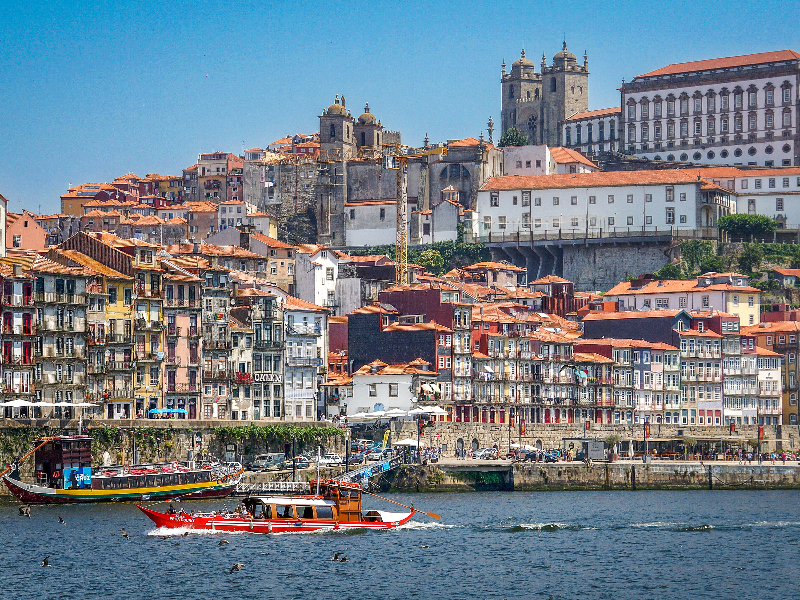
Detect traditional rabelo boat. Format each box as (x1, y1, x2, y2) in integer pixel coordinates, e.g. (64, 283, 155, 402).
(2, 435, 242, 504)
(137, 479, 422, 533)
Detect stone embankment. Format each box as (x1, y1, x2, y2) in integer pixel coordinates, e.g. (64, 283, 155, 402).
(382, 459, 800, 492)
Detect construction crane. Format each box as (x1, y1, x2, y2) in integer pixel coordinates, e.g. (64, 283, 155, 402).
(386, 145, 447, 285)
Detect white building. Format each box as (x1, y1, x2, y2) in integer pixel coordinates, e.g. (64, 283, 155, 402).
(294, 244, 350, 309)
(230, 316, 254, 420)
(562, 107, 622, 155)
(283, 295, 329, 421)
(620, 50, 800, 167)
(473, 170, 732, 240)
(349, 359, 438, 416)
(344, 200, 397, 246)
(218, 199, 254, 231)
(502, 145, 600, 176)
(754, 346, 783, 425)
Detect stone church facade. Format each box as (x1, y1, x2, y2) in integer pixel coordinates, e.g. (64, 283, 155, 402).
(501, 42, 589, 147)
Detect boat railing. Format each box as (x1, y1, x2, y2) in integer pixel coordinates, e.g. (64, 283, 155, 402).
(337, 456, 403, 484)
(235, 481, 311, 495)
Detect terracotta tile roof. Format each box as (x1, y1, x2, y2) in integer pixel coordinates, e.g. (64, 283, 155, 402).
(572, 351, 616, 363)
(219, 199, 244, 205)
(481, 169, 713, 192)
(577, 338, 679, 351)
(742, 321, 800, 334)
(347, 254, 393, 265)
(353, 359, 438, 376)
(329, 316, 348, 324)
(88, 232, 160, 248)
(449, 137, 494, 150)
(773, 268, 800, 277)
(565, 107, 621, 121)
(754, 346, 782, 357)
(30, 255, 91, 276)
(605, 276, 759, 296)
(383, 321, 453, 333)
(347, 304, 398, 315)
(531, 275, 572, 284)
(183, 201, 218, 212)
(248, 231, 295, 249)
(582, 309, 682, 321)
(167, 256, 210, 271)
(636, 50, 800, 79)
(284, 295, 327, 312)
(548, 147, 600, 170)
(679, 329, 722, 338)
(463, 261, 526, 272)
(165, 216, 187, 225)
(53, 249, 132, 280)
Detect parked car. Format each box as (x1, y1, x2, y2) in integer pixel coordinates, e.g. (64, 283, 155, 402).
(505, 449, 532, 461)
(318, 453, 343, 467)
(475, 448, 499, 460)
(366, 449, 392, 461)
(345, 452, 366, 466)
(249, 453, 286, 472)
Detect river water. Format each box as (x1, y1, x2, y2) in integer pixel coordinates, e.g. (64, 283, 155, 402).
(2, 490, 799, 600)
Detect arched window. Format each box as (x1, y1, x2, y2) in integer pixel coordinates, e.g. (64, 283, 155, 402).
(360, 132, 366, 146)
(550, 79, 556, 92)
(508, 85, 514, 99)
(329, 124, 335, 140)
(535, 88, 539, 99)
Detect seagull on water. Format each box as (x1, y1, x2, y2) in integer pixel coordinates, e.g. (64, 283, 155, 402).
(41, 556, 51, 567)
(18, 505, 31, 518)
(121, 528, 131, 540)
(229, 563, 244, 574)
(58, 517, 66, 525)
(218, 539, 229, 545)
(331, 552, 344, 561)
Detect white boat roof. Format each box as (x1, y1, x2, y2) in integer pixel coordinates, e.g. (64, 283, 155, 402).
(248, 496, 335, 506)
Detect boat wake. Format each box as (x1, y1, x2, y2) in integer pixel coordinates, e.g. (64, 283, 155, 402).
(510, 522, 583, 532)
(146, 526, 248, 537)
(394, 520, 455, 531)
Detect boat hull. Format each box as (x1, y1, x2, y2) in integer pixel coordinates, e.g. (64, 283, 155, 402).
(137, 504, 415, 533)
(3, 474, 239, 505)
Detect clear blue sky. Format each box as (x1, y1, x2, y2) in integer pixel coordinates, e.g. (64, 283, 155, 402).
(1, 0, 797, 214)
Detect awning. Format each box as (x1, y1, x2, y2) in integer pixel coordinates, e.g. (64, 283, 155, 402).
(149, 408, 187, 414)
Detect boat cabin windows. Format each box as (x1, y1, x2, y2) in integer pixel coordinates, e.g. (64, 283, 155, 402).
(275, 504, 294, 519)
(315, 506, 333, 519)
(298, 506, 315, 519)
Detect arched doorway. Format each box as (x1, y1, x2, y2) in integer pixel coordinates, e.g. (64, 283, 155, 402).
(471, 438, 479, 452)
(457, 438, 464, 456)
(535, 439, 543, 450)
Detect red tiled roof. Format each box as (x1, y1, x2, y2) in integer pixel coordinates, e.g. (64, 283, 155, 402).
(449, 137, 494, 150)
(636, 50, 800, 78)
(565, 107, 621, 121)
(548, 147, 600, 170)
(481, 169, 713, 191)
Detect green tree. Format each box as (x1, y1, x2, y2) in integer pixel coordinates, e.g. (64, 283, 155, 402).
(698, 255, 724, 274)
(417, 248, 445, 275)
(653, 263, 682, 280)
(680, 240, 715, 273)
(737, 243, 764, 273)
(717, 214, 777, 238)
(497, 127, 529, 147)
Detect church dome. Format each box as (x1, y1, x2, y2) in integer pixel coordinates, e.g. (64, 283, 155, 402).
(553, 41, 577, 62)
(357, 103, 376, 125)
(326, 95, 347, 116)
(512, 49, 534, 68)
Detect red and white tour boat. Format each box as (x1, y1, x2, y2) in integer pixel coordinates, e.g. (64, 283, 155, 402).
(137, 479, 426, 533)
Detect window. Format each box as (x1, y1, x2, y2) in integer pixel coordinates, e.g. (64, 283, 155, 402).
(608, 195, 614, 204)
(379, 208, 385, 221)
(755, 179, 762, 189)
(608, 217, 615, 226)
(666, 208, 675, 224)
(666, 187, 674, 202)
(534, 218, 541, 228)
(325, 267, 334, 281)
(389, 383, 398, 396)
(513, 196, 518, 205)
(777, 198, 784, 211)
(679, 215, 687, 223)
(645, 194, 652, 202)
(483, 216, 491, 230)
(571, 217, 579, 227)
(534, 197, 541, 206)
(490, 193, 499, 207)
(522, 191, 530, 206)
(680, 192, 686, 202)
(553, 197, 559, 205)
(369, 384, 376, 397)
(589, 195, 596, 204)
(571, 196, 578, 205)
(349, 209, 355, 219)
(498, 216, 506, 229)
(627, 216, 634, 225)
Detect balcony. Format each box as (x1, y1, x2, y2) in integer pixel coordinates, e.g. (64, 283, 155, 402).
(0, 355, 35, 366)
(164, 355, 181, 366)
(166, 326, 181, 337)
(166, 382, 200, 393)
(187, 355, 200, 366)
(135, 285, 162, 299)
(135, 318, 162, 331)
(254, 339, 281, 350)
(203, 338, 232, 350)
(1, 385, 34, 396)
(203, 370, 229, 380)
(235, 372, 252, 383)
(107, 334, 133, 344)
(187, 326, 200, 337)
(286, 356, 323, 367)
(287, 324, 322, 336)
(109, 361, 133, 371)
(87, 364, 106, 375)
(0, 294, 35, 307)
(165, 298, 198, 307)
(97, 387, 134, 399)
(135, 352, 163, 362)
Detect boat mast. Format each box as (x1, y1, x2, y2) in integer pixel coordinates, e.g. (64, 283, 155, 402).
(316, 446, 320, 496)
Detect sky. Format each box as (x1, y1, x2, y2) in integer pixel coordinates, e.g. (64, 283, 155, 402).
(1, 0, 799, 214)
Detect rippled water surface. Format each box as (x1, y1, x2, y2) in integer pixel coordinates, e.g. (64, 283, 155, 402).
(2, 490, 799, 600)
